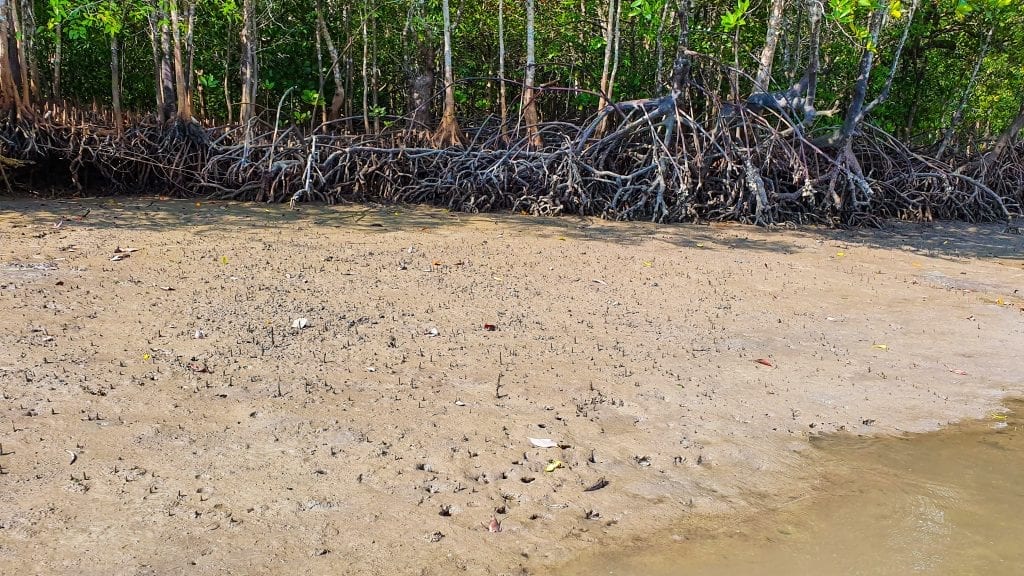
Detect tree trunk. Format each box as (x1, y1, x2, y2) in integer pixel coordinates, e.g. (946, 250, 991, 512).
(316, 0, 345, 121)
(936, 24, 993, 161)
(361, 2, 370, 133)
(831, 0, 917, 146)
(185, 3, 196, 86)
(9, 0, 28, 107)
(836, 8, 885, 145)
(596, 0, 619, 135)
(498, 0, 507, 130)
(654, 0, 671, 93)
(170, 0, 192, 123)
(148, 8, 165, 117)
(223, 57, 233, 124)
(18, 0, 37, 102)
(669, 0, 690, 98)
(0, 0, 20, 116)
(240, 0, 258, 125)
(110, 34, 123, 137)
(433, 0, 464, 146)
(804, 1, 820, 118)
(343, 3, 353, 130)
(987, 98, 1024, 164)
(522, 0, 542, 147)
(370, 11, 379, 133)
(158, 3, 176, 121)
(754, 0, 786, 91)
(403, 0, 434, 133)
(52, 21, 61, 99)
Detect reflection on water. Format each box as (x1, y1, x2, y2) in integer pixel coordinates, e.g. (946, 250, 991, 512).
(570, 401, 1022, 576)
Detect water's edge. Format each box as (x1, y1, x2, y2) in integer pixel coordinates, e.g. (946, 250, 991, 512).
(562, 399, 1023, 576)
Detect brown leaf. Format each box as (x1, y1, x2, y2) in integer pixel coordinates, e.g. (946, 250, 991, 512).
(755, 358, 774, 367)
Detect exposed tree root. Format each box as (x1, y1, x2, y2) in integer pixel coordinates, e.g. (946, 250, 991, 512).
(1, 99, 1019, 226)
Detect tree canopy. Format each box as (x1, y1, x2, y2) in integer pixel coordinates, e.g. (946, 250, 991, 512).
(1, 0, 1022, 224)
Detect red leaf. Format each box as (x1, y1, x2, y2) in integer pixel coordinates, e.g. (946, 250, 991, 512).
(755, 358, 773, 367)
(483, 324, 497, 331)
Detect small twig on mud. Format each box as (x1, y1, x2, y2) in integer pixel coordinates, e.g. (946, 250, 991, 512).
(495, 373, 506, 399)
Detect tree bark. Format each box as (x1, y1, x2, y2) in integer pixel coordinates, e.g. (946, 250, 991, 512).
(170, 0, 193, 123)
(654, 0, 671, 93)
(52, 21, 61, 99)
(316, 0, 345, 121)
(987, 98, 1024, 164)
(0, 0, 21, 115)
(754, 0, 786, 91)
(498, 0, 507, 131)
(433, 0, 464, 146)
(596, 0, 620, 135)
(18, 0, 37, 102)
(669, 0, 690, 98)
(240, 0, 258, 125)
(9, 0, 28, 107)
(361, 1, 370, 133)
(403, 0, 434, 133)
(110, 34, 123, 137)
(835, 8, 885, 145)
(936, 24, 993, 161)
(522, 0, 542, 148)
(158, 2, 177, 121)
(370, 11, 379, 133)
(147, 8, 165, 118)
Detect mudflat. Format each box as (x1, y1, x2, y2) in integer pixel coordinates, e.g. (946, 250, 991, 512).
(1, 198, 1022, 575)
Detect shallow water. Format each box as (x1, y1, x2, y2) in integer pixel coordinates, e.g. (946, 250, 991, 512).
(570, 401, 1023, 576)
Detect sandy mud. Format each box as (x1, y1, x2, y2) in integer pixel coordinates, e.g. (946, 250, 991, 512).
(1, 198, 1022, 575)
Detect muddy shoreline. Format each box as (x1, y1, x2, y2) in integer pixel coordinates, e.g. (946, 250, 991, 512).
(1, 198, 1022, 575)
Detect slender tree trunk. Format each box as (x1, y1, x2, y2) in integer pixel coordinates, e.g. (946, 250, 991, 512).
(9, 0, 28, 107)
(185, 3, 196, 84)
(596, 0, 619, 134)
(52, 21, 61, 99)
(987, 98, 1024, 164)
(936, 24, 993, 161)
(433, 0, 464, 146)
(835, 8, 885, 145)
(240, 0, 258, 125)
(110, 35, 123, 137)
(18, 0, 37, 102)
(170, 0, 192, 123)
(0, 0, 22, 116)
(403, 0, 434, 133)
(797, 0, 821, 125)
(654, 0, 671, 93)
(361, 2, 370, 133)
(522, 0, 542, 147)
(669, 0, 690, 98)
(316, 0, 345, 121)
(498, 0, 507, 130)
(343, 3, 353, 130)
(223, 56, 233, 124)
(371, 12, 379, 133)
(158, 3, 176, 121)
(754, 0, 787, 91)
(316, 22, 326, 124)
(825, 0, 916, 145)
(608, 1, 622, 103)
(148, 9, 165, 117)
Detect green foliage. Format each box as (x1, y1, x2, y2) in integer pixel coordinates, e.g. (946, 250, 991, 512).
(21, 0, 1024, 146)
(720, 0, 750, 33)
